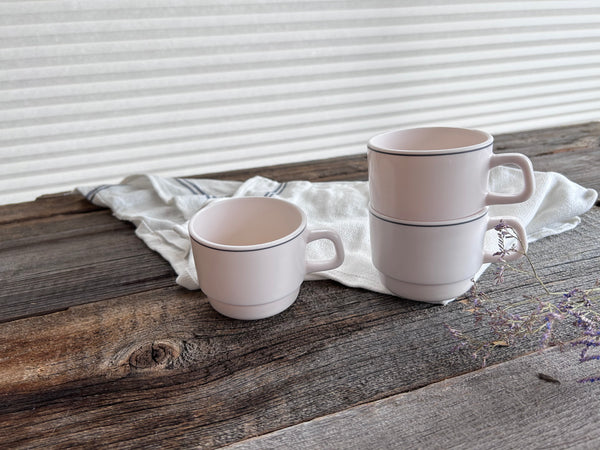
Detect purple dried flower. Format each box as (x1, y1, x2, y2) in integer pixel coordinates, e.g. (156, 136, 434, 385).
(562, 289, 581, 302)
(578, 376, 600, 383)
(444, 221, 600, 384)
(571, 339, 600, 348)
(494, 265, 506, 285)
(540, 317, 553, 347)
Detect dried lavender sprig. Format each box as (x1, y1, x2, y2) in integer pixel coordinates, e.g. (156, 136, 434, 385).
(577, 376, 600, 383)
(492, 220, 553, 295)
(446, 221, 600, 383)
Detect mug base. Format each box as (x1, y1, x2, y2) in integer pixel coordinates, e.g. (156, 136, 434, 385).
(207, 288, 300, 320)
(380, 274, 473, 304)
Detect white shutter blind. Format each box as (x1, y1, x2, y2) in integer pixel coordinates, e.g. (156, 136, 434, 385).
(2, 1, 600, 204)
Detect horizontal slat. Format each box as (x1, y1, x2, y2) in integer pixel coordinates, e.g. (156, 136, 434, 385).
(3, 39, 600, 102)
(3, 76, 600, 156)
(2, 58, 600, 148)
(1, 0, 600, 205)
(4, 16, 600, 66)
(3, 103, 598, 205)
(2, 94, 599, 188)
(4, 0, 600, 14)
(3, 58, 600, 124)
(1, 87, 599, 171)
(3, 22, 600, 53)
(2, 2, 600, 24)
(2, 49, 600, 118)
(3, 10, 600, 46)
(3, 26, 600, 84)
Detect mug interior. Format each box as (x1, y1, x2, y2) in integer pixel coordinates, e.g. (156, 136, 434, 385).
(368, 127, 492, 154)
(189, 197, 305, 250)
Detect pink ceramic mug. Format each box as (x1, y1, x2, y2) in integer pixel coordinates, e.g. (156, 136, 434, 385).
(369, 205, 527, 303)
(368, 127, 536, 221)
(188, 197, 345, 320)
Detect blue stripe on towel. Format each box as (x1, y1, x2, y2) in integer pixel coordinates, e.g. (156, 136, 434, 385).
(86, 184, 112, 202)
(176, 178, 211, 197)
(264, 182, 287, 197)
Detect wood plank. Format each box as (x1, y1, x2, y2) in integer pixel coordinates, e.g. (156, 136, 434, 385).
(0, 155, 369, 323)
(0, 192, 102, 225)
(0, 207, 598, 448)
(224, 342, 600, 450)
(0, 122, 597, 447)
(0, 284, 441, 448)
(1, 123, 597, 324)
(0, 209, 176, 322)
(494, 121, 600, 193)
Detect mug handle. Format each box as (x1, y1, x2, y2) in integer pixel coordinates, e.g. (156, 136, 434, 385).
(485, 153, 535, 205)
(305, 229, 345, 274)
(483, 217, 528, 264)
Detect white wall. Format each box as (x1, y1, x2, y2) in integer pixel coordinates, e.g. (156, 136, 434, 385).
(2, 0, 600, 205)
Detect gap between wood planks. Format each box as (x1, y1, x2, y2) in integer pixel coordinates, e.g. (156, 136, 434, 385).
(223, 341, 600, 450)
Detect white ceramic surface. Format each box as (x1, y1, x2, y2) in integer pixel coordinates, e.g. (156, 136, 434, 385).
(369, 206, 527, 303)
(368, 127, 535, 221)
(188, 197, 345, 320)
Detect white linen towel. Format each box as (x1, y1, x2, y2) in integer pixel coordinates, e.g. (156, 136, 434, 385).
(77, 168, 597, 303)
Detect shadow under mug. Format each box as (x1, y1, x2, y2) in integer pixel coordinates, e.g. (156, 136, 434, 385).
(188, 197, 345, 320)
(369, 205, 528, 303)
(368, 127, 536, 221)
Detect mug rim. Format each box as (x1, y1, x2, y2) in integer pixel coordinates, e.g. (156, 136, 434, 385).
(188, 197, 307, 252)
(368, 204, 488, 227)
(367, 127, 493, 156)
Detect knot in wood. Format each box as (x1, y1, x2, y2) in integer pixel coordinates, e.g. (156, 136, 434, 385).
(128, 340, 181, 370)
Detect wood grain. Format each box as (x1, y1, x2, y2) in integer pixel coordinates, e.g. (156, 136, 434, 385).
(0, 209, 176, 322)
(0, 208, 598, 448)
(225, 342, 600, 450)
(0, 155, 369, 323)
(0, 192, 102, 225)
(0, 123, 598, 448)
(494, 121, 600, 194)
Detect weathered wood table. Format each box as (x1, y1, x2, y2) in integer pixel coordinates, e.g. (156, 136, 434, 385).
(1, 123, 599, 448)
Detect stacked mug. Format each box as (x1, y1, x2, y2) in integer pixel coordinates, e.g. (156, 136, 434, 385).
(367, 127, 536, 303)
